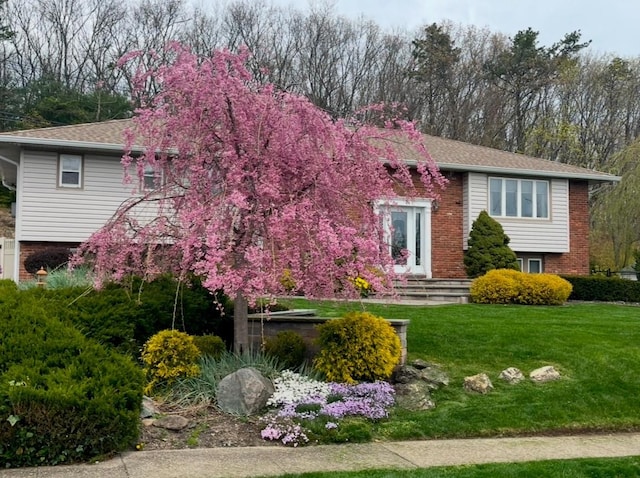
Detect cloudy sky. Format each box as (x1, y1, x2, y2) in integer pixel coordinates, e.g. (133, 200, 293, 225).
(269, 0, 639, 57)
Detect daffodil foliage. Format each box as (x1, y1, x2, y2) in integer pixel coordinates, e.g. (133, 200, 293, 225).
(78, 44, 444, 348)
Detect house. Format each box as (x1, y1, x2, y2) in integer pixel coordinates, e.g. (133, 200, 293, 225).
(0, 119, 620, 282)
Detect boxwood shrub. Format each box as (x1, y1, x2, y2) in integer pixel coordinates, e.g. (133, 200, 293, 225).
(0, 289, 144, 467)
(470, 269, 572, 305)
(562, 275, 640, 302)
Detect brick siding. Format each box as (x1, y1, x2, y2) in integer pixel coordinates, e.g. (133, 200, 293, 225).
(544, 180, 590, 275)
(18, 241, 80, 281)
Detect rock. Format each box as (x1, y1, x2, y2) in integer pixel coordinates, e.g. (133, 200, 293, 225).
(140, 396, 160, 418)
(530, 365, 561, 383)
(409, 359, 433, 370)
(393, 365, 421, 384)
(419, 366, 450, 389)
(463, 373, 493, 394)
(217, 367, 275, 416)
(153, 415, 190, 431)
(499, 367, 524, 384)
(394, 381, 436, 411)
(141, 418, 155, 427)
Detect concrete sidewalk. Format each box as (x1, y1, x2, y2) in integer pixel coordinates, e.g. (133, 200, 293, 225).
(2, 433, 640, 478)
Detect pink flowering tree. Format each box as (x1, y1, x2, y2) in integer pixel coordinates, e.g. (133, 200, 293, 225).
(77, 44, 445, 352)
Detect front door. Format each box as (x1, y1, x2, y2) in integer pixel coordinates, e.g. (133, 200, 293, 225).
(387, 201, 432, 276)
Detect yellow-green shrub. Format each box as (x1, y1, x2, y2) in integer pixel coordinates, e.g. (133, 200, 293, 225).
(517, 273, 572, 305)
(313, 312, 401, 384)
(470, 269, 572, 305)
(470, 269, 520, 304)
(141, 330, 201, 394)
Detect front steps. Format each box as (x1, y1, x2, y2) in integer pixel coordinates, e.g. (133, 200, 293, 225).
(392, 277, 472, 303)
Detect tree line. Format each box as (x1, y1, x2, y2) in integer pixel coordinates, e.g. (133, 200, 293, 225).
(1, 0, 638, 267)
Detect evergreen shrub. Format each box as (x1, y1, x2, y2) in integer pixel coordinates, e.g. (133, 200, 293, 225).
(0, 289, 143, 467)
(471, 269, 572, 305)
(313, 312, 401, 384)
(562, 275, 640, 302)
(463, 210, 519, 278)
(192, 334, 226, 359)
(264, 331, 307, 369)
(31, 275, 231, 357)
(141, 330, 201, 394)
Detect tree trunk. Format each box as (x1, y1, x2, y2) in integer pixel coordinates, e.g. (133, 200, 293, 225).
(233, 293, 249, 353)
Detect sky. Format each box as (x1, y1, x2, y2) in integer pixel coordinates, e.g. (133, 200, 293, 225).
(269, 0, 640, 58)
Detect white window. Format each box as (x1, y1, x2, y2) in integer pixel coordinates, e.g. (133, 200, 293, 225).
(141, 164, 167, 191)
(528, 258, 542, 274)
(143, 165, 156, 190)
(489, 177, 549, 219)
(516, 256, 543, 273)
(59, 154, 82, 188)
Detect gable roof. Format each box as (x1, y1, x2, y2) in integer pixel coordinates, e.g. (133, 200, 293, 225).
(0, 119, 620, 182)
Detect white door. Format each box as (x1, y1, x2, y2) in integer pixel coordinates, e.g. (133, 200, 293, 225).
(387, 202, 432, 276)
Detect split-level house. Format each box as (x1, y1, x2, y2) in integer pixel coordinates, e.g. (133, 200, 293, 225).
(0, 119, 619, 282)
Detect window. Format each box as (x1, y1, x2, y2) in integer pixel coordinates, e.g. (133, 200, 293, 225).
(516, 256, 543, 273)
(489, 177, 549, 219)
(141, 164, 165, 191)
(59, 154, 82, 188)
(528, 258, 542, 274)
(143, 165, 156, 190)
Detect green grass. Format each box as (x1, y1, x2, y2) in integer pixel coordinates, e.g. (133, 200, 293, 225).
(280, 299, 640, 439)
(270, 456, 640, 477)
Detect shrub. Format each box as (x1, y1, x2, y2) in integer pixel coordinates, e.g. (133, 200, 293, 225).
(464, 210, 519, 278)
(562, 275, 640, 302)
(0, 289, 143, 467)
(471, 269, 572, 305)
(23, 247, 71, 275)
(265, 331, 307, 369)
(192, 334, 226, 359)
(31, 275, 231, 357)
(141, 330, 201, 394)
(469, 269, 520, 304)
(313, 312, 401, 384)
(517, 273, 573, 305)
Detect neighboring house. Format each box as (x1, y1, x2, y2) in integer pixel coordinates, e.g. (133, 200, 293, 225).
(0, 119, 620, 282)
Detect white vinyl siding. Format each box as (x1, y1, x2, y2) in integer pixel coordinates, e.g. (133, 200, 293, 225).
(18, 151, 145, 242)
(466, 172, 569, 253)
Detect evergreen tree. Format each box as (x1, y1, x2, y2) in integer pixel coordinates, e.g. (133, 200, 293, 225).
(464, 210, 519, 278)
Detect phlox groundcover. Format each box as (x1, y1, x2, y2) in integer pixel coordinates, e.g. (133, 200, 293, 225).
(261, 370, 395, 446)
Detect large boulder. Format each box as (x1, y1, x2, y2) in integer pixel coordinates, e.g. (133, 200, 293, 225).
(394, 381, 436, 411)
(392, 362, 449, 410)
(217, 367, 275, 415)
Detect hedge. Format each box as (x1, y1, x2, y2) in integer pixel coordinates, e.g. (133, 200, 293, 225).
(562, 275, 640, 302)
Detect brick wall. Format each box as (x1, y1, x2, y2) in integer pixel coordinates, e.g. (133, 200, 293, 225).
(430, 171, 466, 278)
(18, 241, 80, 281)
(544, 180, 590, 275)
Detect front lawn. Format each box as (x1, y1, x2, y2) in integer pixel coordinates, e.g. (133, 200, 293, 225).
(280, 300, 640, 439)
(273, 456, 640, 477)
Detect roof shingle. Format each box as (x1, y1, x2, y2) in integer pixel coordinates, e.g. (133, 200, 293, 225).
(0, 119, 618, 182)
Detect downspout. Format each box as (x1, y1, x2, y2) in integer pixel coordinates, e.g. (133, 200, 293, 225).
(0, 154, 19, 282)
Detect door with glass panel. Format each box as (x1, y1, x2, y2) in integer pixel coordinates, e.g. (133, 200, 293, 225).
(390, 207, 426, 275)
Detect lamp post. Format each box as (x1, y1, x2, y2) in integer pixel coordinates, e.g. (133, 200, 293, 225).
(36, 267, 48, 288)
